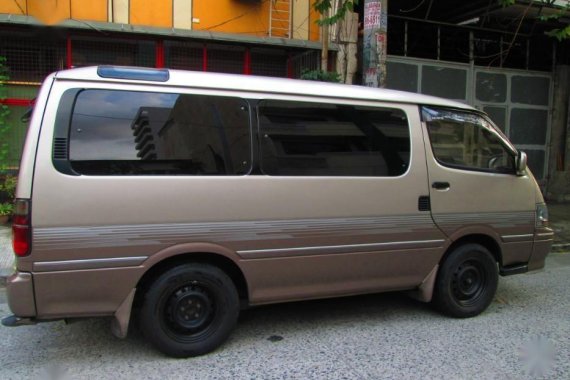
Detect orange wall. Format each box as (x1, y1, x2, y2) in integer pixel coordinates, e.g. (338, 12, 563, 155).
(0, 0, 27, 15)
(71, 0, 107, 22)
(27, 0, 70, 25)
(2, 0, 107, 24)
(130, 0, 173, 28)
(309, 3, 320, 41)
(193, 0, 269, 37)
(0, 0, 319, 41)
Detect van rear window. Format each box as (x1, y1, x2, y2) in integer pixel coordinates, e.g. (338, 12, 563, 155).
(68, 90, 251, 175)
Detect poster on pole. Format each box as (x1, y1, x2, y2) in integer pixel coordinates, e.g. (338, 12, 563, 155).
(364, 1, 381, 30)
(363, 0, 387, 88)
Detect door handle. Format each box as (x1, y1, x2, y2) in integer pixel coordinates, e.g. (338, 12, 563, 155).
(432, 181, 450, 190)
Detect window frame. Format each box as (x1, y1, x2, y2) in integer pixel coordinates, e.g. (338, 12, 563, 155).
(422, 106, 517, 175)
(256, 99, 412, 178)
(54, 87, 254, 176)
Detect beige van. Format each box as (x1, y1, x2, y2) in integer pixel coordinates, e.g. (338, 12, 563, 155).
(2, 66, 553, 357)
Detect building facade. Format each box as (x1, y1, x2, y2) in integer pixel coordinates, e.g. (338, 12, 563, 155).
(1, 0, 570, 200)
(0, 0, 325, 168)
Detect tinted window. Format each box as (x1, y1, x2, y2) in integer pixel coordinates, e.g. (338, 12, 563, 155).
(258, 101, 410, 176)
(423, 107, 515, 174)
(69, 90, 251, 175)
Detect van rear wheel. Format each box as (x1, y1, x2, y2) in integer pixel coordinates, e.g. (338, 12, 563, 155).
(433, 243, 498, 318)
(139, 263, 239, 357)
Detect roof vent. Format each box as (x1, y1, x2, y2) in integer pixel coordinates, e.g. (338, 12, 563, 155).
(97, 66, 169, 82)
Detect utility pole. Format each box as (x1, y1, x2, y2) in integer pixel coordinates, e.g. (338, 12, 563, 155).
(363, 0, 388, 87)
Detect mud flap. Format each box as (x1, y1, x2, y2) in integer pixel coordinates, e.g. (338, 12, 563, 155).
(406, 264, 438, 303)
(111, 288, 136, 339)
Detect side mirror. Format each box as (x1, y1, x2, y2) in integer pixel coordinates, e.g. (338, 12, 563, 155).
(515, 151, 527, 176)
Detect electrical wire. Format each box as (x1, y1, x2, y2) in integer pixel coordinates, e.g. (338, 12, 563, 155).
(11, 0, 25, 15)
(400, 0, 426, 13)
(488, 0, 534, 67)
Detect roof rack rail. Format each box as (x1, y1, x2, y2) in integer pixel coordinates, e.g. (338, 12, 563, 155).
(97, 66, 169, 82)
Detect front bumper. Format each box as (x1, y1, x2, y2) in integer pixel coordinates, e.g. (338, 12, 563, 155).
(5, 271, 36, 317)
(529, 227, 554, 271)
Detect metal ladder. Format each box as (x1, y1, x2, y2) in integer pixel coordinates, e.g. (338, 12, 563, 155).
(269, 0, 292, 38)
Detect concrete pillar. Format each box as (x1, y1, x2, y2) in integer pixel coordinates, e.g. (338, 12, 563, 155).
(546, 65, 570, 201)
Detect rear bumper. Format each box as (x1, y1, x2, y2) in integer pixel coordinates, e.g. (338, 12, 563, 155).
(5, 271, 36, 317)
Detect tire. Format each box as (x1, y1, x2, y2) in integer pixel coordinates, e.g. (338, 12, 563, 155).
(139, 263, 239, 357)
(433, 243, 498, 318)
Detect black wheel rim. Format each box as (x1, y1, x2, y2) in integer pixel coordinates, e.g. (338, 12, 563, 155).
(162, 283, 216, 340)
(451, 260, 486, 307)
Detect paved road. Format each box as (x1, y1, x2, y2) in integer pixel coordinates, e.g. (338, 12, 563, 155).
(1, 254, 569, 380)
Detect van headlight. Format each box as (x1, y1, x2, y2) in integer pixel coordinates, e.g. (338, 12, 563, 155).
(536, 203, 549, 228)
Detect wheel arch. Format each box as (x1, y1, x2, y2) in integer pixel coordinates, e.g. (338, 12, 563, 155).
(410, 233, 502, 304)
(112, 248, 250, 340)
(442, 233, 503, 267)
(135, 252, 249, 303)
(133, 242, 250, 313)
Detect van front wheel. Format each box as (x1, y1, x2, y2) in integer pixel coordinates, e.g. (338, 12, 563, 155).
(433, 243, 498, 318)
(139, 263, 239, 357)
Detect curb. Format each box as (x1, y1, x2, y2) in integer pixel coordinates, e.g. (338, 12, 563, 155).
(552, 243, 570, 253)
(0, 268, 10, 288)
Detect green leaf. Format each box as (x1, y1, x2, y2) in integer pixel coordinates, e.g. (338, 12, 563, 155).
(546, 25, 570, 41)
(314, 0, 358, 26)
(300, 69, 342, 83)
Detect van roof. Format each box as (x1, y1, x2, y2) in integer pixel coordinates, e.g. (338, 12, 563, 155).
(54, 66, 475, 111)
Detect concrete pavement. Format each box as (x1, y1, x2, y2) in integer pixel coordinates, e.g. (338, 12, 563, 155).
(1, 201, 569, 284)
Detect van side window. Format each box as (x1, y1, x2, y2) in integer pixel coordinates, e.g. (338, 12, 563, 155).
(68, 90, 251, 175)
(258, 101, 410, 176)
(423, 107, 515, 174)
